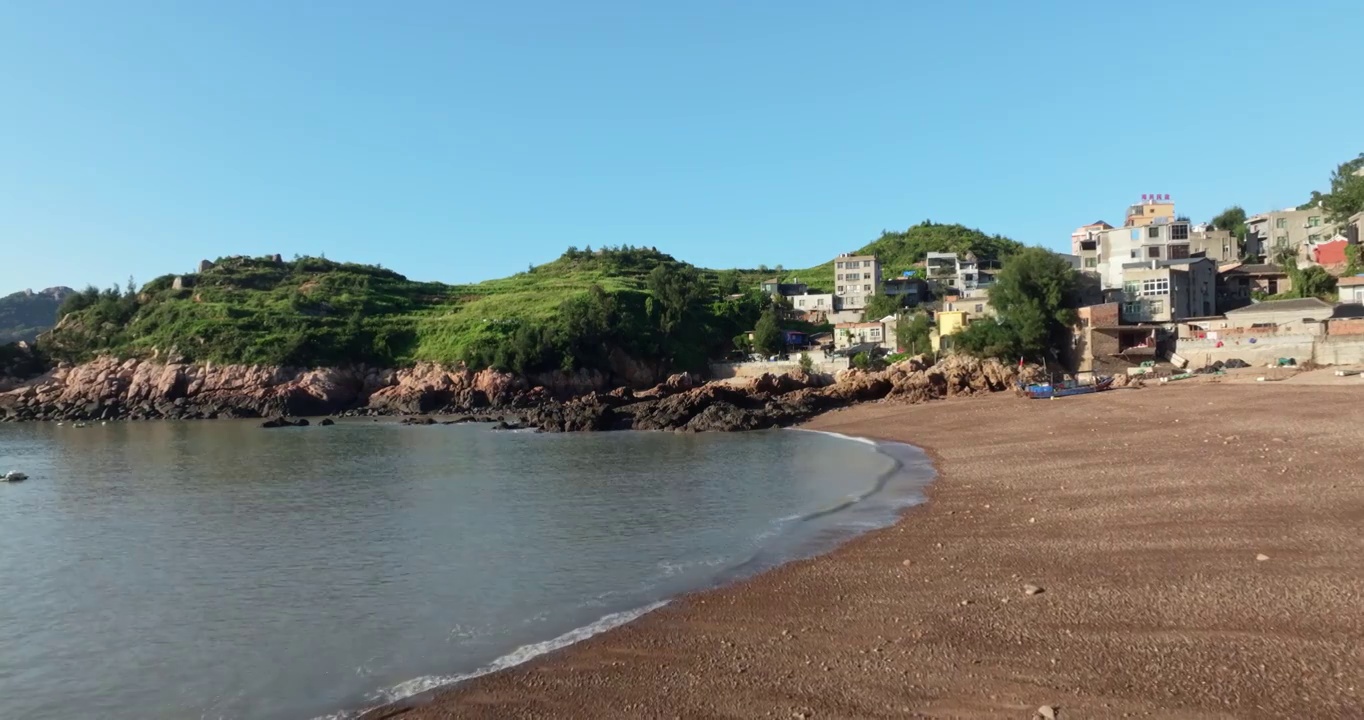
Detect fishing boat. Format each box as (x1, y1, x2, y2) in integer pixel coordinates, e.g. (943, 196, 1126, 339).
(1020, 376, 1114, 400)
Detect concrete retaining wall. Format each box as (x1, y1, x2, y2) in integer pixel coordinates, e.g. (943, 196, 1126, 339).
(1176, 334, 1364, 367)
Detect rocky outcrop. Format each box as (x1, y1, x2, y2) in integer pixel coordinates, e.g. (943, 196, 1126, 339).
(524, 355, 1033, 433)
(0, 353, 1037, 429)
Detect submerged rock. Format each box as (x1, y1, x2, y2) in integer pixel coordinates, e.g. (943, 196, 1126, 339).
(4, 471, 28, 482)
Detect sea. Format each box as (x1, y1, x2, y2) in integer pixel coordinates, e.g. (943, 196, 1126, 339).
(0, 419, 933, 720)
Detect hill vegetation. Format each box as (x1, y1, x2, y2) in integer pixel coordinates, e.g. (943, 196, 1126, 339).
(40, 249, 773, 376)
(30, 221, 1033, 374)
(785, 221, 1025, 291)
(0, 287, 73, 343)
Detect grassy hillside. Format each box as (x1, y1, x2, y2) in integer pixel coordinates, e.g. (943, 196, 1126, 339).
(0, 287, 73, 343)
(788, 222, 1025, 292)
(42, 249, 771, 373)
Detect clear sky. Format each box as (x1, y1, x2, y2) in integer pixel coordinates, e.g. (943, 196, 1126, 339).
(2, 0, 1360, 292)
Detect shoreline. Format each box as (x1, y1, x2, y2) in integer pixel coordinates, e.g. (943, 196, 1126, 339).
(347, 428, 933, 719)
(360, 384, 1364, 719)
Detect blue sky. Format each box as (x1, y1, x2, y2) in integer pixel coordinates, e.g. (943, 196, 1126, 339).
(2, 0, 1360, 292)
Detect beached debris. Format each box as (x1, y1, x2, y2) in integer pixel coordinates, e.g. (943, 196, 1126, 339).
(1036, 706, 1058, 719)
(4, 471, 28, 482)
(1024, 584, 1044, 595)
(1256, 553, 1270, 561)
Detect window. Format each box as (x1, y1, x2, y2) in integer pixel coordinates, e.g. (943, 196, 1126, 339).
(1147, 245, 1161, 258)
(1148, 226, 1161, 239)
(836, 262, 844, 269)
(1084, 257, 1097, 268)
(974, 304, 984, 313)
(1122, 301, 1143, 316)
(869, 328, 881, 340)
(1148, 299, 1164, 315)
(846, 272, 860, 281)
(1131, 229, 1141, 240)
(1123, 281, 1139, 298)
(1130, 249, 1139, 259)
(1141, 278, 1170, 295)
(862, 260, 872, 268)
(1308, 216, 1322, 227)
(1171, 223, 1189, 240)
(1308, 234, 1320, 243)
(863, 284, 872, 292)
(1275, 217, 1287, 229)
(1275, 236, 1289, 248)
(836, 274, 844, 281)
(1148, 207, 1156, 214)
(797, 299, 806, 308)
(816, 298, 825, 307)
(1169, 244, 1189, 260)
(836, 286, 845, 293)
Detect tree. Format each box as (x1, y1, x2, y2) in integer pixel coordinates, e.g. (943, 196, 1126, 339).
(798, 352, 814, 372)
(1297, 266, 1338, 299)
(1210, 206, 1248, 241)
(981, 247, 1081, 361)
(851, 352, 871, 370)
(646, 263, 705, 334)
(752, 308, 783, 356)
(715, 270, 741, 296)
(895, 312, 933, 355)
(1321, 153, 1364, 225)
(862, 293, 905, 321)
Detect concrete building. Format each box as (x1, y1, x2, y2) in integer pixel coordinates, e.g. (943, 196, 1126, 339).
(834, 320, 888, 351)
(882, 276, 928, 306)
(930, 310, 969, 352)
(1117, 257, 1216, 323)
(786, 292, 836, 320)
(1071, 221, 1113, 255)
(1338, 276, 1364, 304)
(1245, 207, 1337, 264)
(1222, 297, 1334, 328)
(1311, 236, 1350, 266)
(833, 253, 882, 310)
(1124, 194, 1175, 227)
(1216, 263, 1292, 312)
(924, 252, 996, 293)
(761, 279, 808, 296)
(942, 291, 995, 319)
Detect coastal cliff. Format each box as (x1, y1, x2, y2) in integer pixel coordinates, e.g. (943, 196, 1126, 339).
(0, 354, 1033, 431)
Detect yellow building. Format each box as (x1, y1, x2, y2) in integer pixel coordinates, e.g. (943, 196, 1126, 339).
(930, 310, 968, 352)
(1125, 195, 1175, 227)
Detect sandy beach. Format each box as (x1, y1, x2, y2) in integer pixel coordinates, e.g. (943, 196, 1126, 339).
(367, 382, 1364, 719)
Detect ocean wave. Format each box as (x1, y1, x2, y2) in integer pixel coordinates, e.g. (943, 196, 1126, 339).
(315, 600, 669, 720)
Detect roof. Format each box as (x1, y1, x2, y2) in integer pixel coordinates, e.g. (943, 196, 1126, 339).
(835, 321, 884, 328)
(1331, 303, 1364, 319)
(1338, 276, 1364, 287)
(1220, 263, 1286, 276)
(1224, 298, 1333, 315)
(1158, 257, 1214, 267)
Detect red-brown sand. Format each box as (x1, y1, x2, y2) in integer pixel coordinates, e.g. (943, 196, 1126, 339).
(365, 384, 1364, 719)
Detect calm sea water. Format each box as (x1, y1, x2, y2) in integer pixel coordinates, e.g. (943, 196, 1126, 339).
(0, 420, 931, 720)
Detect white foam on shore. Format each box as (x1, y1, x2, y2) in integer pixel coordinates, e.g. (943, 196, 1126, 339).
(788, 427, 880, 446)
(316, 600, 669, 719)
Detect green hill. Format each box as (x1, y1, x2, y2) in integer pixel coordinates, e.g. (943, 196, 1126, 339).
(0, 287, 73, 344)
(788, 222, 1025, 291)
(41, 249, 770, 375)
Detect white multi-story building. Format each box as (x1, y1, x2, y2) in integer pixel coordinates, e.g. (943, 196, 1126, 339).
(833, 253, 882, 310)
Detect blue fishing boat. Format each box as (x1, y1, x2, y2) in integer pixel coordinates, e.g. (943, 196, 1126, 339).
(1020, 376, 1114, 400)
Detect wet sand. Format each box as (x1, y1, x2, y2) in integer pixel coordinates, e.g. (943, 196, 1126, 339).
(367, 384, 1364, 719)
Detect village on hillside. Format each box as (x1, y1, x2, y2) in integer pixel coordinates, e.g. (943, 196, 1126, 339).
(722, 191, 1364, 383)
